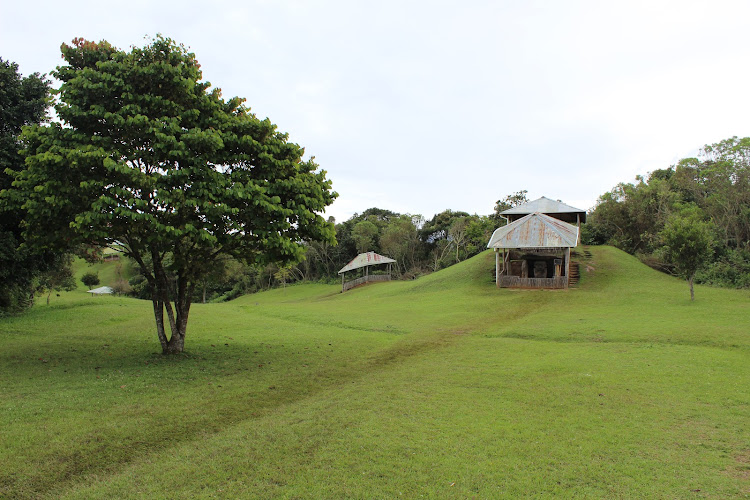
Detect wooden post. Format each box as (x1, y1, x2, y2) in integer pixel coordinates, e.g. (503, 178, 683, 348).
(495, 250, 499, 287)
(564, 247, 570, 289)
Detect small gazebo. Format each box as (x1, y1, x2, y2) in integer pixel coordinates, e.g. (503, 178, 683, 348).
(338, 252, 396, 292)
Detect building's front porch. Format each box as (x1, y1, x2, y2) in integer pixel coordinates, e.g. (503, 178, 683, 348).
(495, 247, 571, 289)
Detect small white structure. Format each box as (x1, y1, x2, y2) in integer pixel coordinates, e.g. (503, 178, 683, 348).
(87, 286, 114, 295)
(338, 252, 396, 292)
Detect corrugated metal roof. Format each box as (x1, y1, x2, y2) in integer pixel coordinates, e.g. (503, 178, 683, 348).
(487, 212, 579, 249)
(500, 196, 585, 216)
(338, 252, 396, 274)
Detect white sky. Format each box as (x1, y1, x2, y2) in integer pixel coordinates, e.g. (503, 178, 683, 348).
(3, 0, 750, 222)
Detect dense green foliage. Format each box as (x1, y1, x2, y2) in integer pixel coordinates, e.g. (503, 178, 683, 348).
(492, 189, 529, 221)
(80, 271, 100, 290)
(33, 254, 77, 305)
(2, 247, 749, 497)
(659, 212, 714, 300)
(4, 37, 336, 352)
(0, 58, 56, 314)
(135, 205, 503, 304)
(288, 190, 526, 283)
(316, 208, 496, 279)
(584, 136, 750, 288)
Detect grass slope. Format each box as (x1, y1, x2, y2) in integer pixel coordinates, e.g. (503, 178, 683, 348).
(1, 246, 748, 498)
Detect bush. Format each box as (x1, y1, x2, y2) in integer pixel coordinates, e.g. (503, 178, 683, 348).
(696, 249, 750, 288)
(111, 279, 132, 296)
(81, 272, 100, 290)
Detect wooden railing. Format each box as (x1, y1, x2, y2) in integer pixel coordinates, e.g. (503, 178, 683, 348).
(342, 274, 391, 292)
(498, 276, 567, 289)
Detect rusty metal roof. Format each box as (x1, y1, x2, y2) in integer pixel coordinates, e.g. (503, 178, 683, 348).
(338, 252, 396, 274)
(487, 212, 579, 249)
(500, 196, 586, 217)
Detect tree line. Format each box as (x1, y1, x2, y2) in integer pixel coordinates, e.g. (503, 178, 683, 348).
(123, 199, 529, 303)
(583, 136, 750, 293)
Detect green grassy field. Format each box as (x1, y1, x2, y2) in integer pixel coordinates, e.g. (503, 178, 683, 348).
(1, 246, 749, 498)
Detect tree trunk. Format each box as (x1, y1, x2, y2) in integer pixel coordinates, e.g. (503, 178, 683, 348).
(152, 298, 169, 353)
(152, 293, 192, 354)
(688, 275, 695, 301)
(165, 330, 185, 354)
(149, 253, 194, 355)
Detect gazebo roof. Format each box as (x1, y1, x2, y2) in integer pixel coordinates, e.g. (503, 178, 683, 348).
(338, 252, 396, 274)
(87, 286, 114, 295)
(500, 196, 586, 223)
(487, 212, 579, 249)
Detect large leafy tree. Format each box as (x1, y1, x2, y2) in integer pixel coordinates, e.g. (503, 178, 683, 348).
(5, 37, 336, 353)
(0, 58, 53, 313)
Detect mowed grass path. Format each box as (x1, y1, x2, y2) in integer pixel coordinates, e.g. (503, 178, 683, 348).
(1, 247, 749, 498)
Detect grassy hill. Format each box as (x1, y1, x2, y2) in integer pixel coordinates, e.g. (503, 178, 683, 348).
(1, 246, 748, 498)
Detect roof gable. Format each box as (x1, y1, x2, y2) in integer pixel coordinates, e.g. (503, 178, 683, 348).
(487, 212, 579, 249)
(500, 196, 585, 216)
(338, 252, 396, 274)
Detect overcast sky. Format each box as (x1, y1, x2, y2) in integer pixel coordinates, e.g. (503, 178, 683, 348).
(3, 0, 750, 222)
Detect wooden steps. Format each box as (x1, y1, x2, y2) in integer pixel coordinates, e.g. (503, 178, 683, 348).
(568, 261, 580, 286)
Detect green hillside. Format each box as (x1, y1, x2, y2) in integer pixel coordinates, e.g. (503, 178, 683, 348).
(1, 246, 748, 498)
(71, 257, 131, 292)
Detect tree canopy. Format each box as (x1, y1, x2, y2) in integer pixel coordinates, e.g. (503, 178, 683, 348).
(659, 212, 713, 300)
(5, 37, 337, 352)
(0, 58, 53, 313)
(584, 136, 750, 289)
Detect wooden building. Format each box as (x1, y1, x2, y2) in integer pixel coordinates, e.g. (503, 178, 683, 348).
(338, 252, 396, 292)
(488, 197, 586, 289)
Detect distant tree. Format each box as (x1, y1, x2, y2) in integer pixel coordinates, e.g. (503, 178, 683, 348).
(35, 255, 76, 305)
(493, 190, 528, 222)
(81, 272, 100, 290)
(659, 211, 714, 301)
(465, 215, 495, 254)
(428, 239, 453, 271)
(5, 37, 336, 353)
(419, 210, 473, 269)
(111, 279, 133, 296)
(448, 217, 470, 262)
(352, 220, 379, 253)
(379, 215, 421, 274)
(420, 209, 471, 244)
(358, 207, 399, 223)
(274, 265, 292, 290)
(584, 175, 680, 253)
